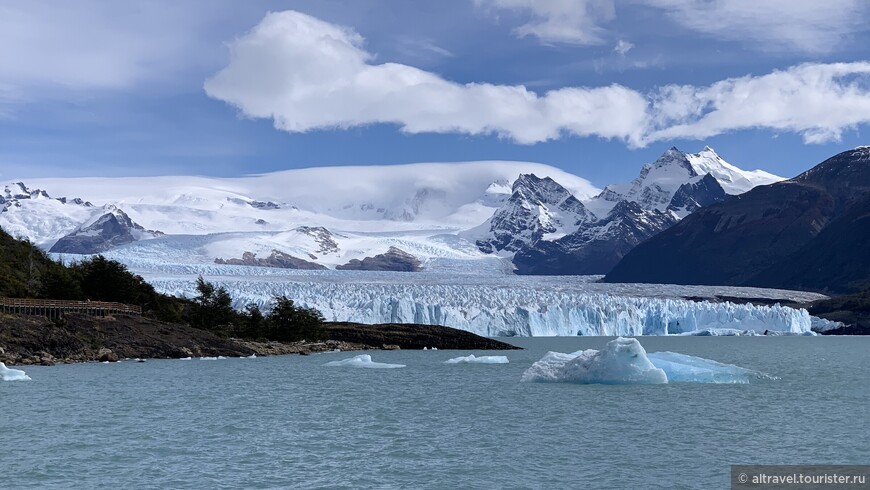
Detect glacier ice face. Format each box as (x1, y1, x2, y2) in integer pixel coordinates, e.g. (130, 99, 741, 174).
(0, 362, 31, 381)
(148, 276, 816, 337)
(323, 354, 405, 369)
(444, 355, 509, 364)
(521, 337, 668, 384)
(122, 265, 824, 338)
(521, 338, 772, 385)
(646, 352, 772, 384)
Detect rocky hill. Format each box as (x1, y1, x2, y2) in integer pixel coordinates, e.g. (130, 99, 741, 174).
(605, 146, 870, 294)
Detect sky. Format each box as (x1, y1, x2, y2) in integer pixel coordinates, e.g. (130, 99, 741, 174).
(1, 0, 869, 188)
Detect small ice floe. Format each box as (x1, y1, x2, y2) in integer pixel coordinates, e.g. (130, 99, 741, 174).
(217, 356, 227, 360)
(246, 354, 257, 358)
(179, 357, 192, 361)
(678, 328, 758, 336)
(679, 328, 817, 337)
(0, 362, 31, 381)
(323, 354, 405, 369)
(200, 357, 218, 361)
(444, 355, 509, 364)
(521, 337, 771, 385)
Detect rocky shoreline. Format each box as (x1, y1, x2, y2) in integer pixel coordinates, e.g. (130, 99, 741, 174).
(0, 313, 519, 366)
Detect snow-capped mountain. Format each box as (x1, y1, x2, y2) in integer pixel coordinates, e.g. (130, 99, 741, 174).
(3, 161, 597, 270)
(49, 206, 163, 254)
(585, 146, 779, 218)
(471, 174, 595, 254)
(1, 149, 781, 274)
(473, 146, 783, 274)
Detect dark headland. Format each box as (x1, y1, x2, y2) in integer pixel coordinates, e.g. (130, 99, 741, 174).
(0, 313, 520, 366)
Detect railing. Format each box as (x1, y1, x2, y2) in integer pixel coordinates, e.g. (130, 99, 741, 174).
(0, 297, 142, 319)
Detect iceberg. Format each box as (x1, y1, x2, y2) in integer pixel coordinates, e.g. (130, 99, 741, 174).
(677, 329, 759, 336)
(522, 337, 770, 384)
(444, 355, 509, 364)
(522, 338, 667, 384)
(323, 354, 405, 369)
(1, 362, 31, 381)
(646, 352, 772, 384)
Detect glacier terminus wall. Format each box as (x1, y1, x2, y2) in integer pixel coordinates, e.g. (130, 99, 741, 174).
(145, 270, 822, 337)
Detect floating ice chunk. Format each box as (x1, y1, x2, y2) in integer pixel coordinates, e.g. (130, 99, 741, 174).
(217, 356, 227, 360)
(200, 356, 218, 361)
(522, 338, 772, 385)
(647, 352, 773, 383)
(431, 347, 438, 350)
(764, 330, 818, 336)
(0, 362, 31, 381)
(323, 354, 405, 369)
(246, 354, 257, 358)
(678, 328, 759, 336)
(179, 357, 192, 360)
(445, 355, 509, 364)
(521, 337, 667, 385)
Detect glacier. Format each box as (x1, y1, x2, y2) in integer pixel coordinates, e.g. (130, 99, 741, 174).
(521, 337, 771, 384)
(147, 273, 818, 337)
(0, 362, 31, 381)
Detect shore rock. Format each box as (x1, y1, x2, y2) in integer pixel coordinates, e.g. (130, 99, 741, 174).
(98, 348, 119, 362)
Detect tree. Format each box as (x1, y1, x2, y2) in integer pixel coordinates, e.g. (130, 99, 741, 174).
(266, 296, 325, 342)
(191, 276, 237, 331)
(240, 303, 265, 339)
(74, 255, 140, 303)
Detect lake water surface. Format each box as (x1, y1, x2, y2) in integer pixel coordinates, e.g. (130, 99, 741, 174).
(2, 336, 868, 489)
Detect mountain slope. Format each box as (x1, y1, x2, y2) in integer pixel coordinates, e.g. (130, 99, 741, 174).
(6, 151, 781, 275)
(477, 146, 778, 275)
(473, 174, 594, 254)
(512, 200, 677, 275)
(49, 207, 163, 254)
(605, 147, 870, 293)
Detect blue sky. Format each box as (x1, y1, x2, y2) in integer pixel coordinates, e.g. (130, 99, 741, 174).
(1, 0, 869, 188)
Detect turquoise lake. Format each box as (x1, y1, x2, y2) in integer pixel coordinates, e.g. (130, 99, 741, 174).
(2, 336, 868, 489)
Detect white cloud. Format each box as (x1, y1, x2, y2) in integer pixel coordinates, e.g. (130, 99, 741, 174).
(648, 0, 868, 54)
(614, 39, 634, 56)
(205, 11, 870, 147)
(475, 0, 616, 45)
(478, 0, 867, 53)
(204, 11, 648, 145)
(647, 63, 870, 143)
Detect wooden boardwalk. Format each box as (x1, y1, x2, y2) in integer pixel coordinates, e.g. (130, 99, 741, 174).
(0, 297, 142, 320)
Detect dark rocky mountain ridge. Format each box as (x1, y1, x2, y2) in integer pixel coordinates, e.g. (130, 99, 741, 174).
(605, 147, 870, 293)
